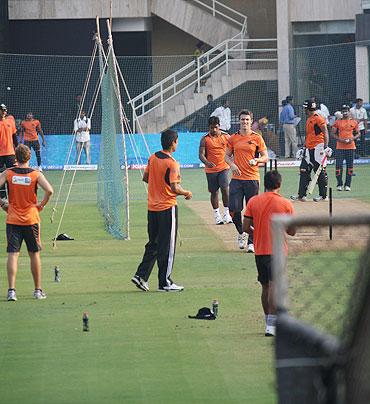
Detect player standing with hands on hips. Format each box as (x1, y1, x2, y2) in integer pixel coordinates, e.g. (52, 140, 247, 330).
(243, 170, 296, 336)
(291, 100, 332, 202)
(132, 130, 192, 292)
(225, 110, 269, 252)
(0, 144, 53, 301)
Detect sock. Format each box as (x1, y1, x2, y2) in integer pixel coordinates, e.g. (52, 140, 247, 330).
(265, 314, 268, 325)
(266, 314, 276, 327)
(224, 207, 229, 214)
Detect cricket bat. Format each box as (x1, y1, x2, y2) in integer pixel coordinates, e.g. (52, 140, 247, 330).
(307, 154, 327, 195)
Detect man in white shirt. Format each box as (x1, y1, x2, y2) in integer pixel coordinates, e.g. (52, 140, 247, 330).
(74, 111, 91, 164)
(210, 99, 231, 133)
(350, 98, 368, 157)
(311, 97, 330, 124)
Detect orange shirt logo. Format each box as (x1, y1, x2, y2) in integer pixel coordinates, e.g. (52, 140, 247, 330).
(204, 133, 230, 173)
(333, 119, 358, 150)
(305, 113, 326, 149)
(227, 132, 267, 181)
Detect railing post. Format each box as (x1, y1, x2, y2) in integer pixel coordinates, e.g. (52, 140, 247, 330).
(160, 83, 164, 117)
(197, 57, 201, 93)
(132, 109, 135, 134)
(226, 41, 229, 76)
(173, 76, 176, 94)
(212, 0, 215, 16)
(141, 96, 144, 116)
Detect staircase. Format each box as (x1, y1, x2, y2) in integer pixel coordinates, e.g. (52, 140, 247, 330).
(151, 0, 244, 47)
(128, 1, 277, 134)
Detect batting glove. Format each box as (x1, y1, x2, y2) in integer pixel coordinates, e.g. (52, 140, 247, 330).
(324, 147, 333, 157)
(296, 148, 305, 160)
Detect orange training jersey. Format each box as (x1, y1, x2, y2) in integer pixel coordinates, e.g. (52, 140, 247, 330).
(204, 132, 230, 173)
(227, 131, 267, 181)
(21, 119, 41, 141)
(332, 119, 358, 150)
(6, 167, 40, 225)
(7, 115, 17, 135)
(0, 118, 16, 156)
(146, 151, 181, 211)
(305, 113, 326, 149)
(245, 192, 294, 255)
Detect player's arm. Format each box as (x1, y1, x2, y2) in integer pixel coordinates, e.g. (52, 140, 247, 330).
(353, 126, 360, 141)
(331, 126, 341, 142)
(242, 216, 253, 234)
(37, 123, 46, 146)
(36, 173, 54, 211)
(225, 147, 240, 176)
(0, 171, 8, 211)
(363, 112, 368, 130)
(19, 124, 24, 144)
(255, 149, 269, 165)
(170, 182, 192, 200)
(142, 171, 149, 183)
(320, 123, 329, 146)
(199, 137, 215, 168)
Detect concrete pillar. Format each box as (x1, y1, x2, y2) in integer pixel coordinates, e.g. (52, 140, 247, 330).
(356, 45, 369, 101)
(276, 0, 291, 104)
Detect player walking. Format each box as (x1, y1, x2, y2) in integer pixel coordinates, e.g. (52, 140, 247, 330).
(0, 144, 53, 301)
(132, 130, 192, 292)
(332, 105, 360, 191)
(225, 110, 268, 252)
(20, 112, 46, 170)
(243, 170, 296, 336)
(291, 100, 332, 202)
(199, 116, 232, 225)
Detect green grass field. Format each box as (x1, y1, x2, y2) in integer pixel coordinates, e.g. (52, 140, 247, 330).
(0, 165, 369, 403)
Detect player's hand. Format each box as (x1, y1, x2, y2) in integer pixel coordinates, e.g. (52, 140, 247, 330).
(42, 140, 46, 147)
(0, 198, 8, 212)
(296, 148, 305, 160)
(36, 203, 44, 212)
(206, 161, 216, 168)
(184, 191, 192, 200)
(324, 147, 333, 157)
(230, 163, 241, 176)
(249, 159, 257, 166)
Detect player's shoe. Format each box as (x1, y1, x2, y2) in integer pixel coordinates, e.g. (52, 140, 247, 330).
(246, 243, 255, 254)
(313, 196, 328, 202)
(238, 232, 247, 249)
(223, 212, 233, 224)
(158, 283, 184, 292)
(7, 288, 17, 301)
(337, 186, 343, 191)
(290, 195, 307, 202)
(33, 289, 47, 300)
(214, 212, 224, 225)
(265, 325, 276, 337)
(131, 275, 149, 291)
(344, 186, 351, 191)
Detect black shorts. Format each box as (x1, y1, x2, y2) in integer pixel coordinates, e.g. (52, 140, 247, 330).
(6, 223, 41, 253)
(206, 169, 229, 193)
(229, 179, 259, 212)
(24, 140, 40, 152)
(0, 155, 16, 168)
(255, 255, 272, 285)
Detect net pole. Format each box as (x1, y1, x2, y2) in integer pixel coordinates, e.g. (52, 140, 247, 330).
(106, 18, 130, 240)
(329, 187, 333, 240)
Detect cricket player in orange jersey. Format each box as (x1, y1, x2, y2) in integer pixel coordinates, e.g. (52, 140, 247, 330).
(0, 144, 53, 301)
(199, 116, 232, 225)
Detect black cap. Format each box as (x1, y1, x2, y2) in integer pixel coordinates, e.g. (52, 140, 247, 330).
(341, 104, 350, 111)
(303, 100, 317, 111)
(0, 104, 7, 111)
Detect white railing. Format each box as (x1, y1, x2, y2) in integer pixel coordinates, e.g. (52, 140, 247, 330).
(129, 36, 277, 129)
(190, 0, 247, 34)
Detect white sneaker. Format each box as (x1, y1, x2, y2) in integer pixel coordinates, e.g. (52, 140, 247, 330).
(290, 195, 307, 202)
(131, 275, 149, 291)
(265, 325, 276, 337)
(247, 244, 255, 254)
(7, 289, 17, 301)
(33, 289, 47, 300)
(313, 196, 328, 202)
(337, 186, 343, 191)
(237, 232, 247, 249)
(223, 212, 233, 224)
(158, 283, 184, 292)
(344, 186, 351, 191)
(214, 213, 224, 225)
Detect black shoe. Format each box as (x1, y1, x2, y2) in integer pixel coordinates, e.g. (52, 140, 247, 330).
(131, 275, 149, 291)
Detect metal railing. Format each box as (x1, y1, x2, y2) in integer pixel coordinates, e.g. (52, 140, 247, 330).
(190, 0, 247, 34)
(128, 36, 277, 129)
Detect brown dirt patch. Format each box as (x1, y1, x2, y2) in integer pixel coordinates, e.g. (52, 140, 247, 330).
(189, 199, 370, 253)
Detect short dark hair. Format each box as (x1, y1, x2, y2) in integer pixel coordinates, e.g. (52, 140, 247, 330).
(238, 109, 253, 120)
(161, 129, 178, 150)
(286, 95, 293, 102)
(208, 116, 220, 126)
(264, 170, 282, 191)
(15, 144, 31, 163)
(356, 98, 363, 103)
